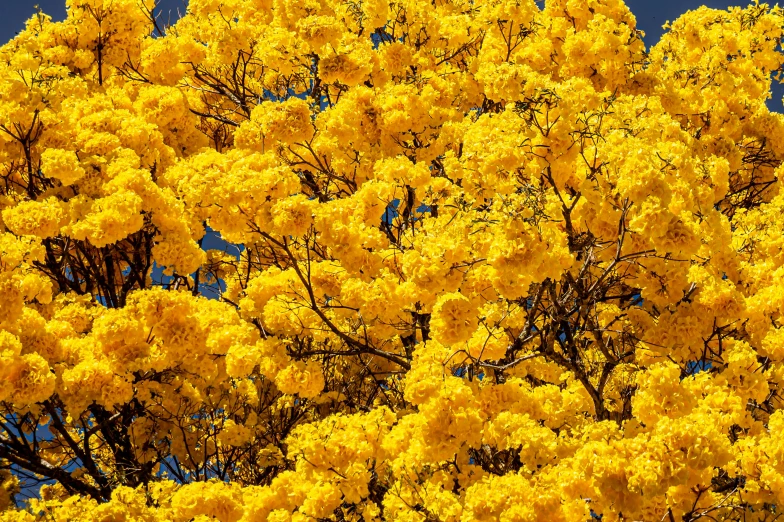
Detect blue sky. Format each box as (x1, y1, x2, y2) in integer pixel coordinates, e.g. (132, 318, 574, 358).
(0, 0, 781, 111)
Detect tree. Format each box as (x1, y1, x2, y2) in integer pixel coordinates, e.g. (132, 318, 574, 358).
(1, 0, 784, 519)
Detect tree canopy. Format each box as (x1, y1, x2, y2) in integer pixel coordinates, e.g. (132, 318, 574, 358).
(2, 0, 784, 520)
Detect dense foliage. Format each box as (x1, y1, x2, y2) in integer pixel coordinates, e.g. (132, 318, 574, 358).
(2, 0, 784, 520)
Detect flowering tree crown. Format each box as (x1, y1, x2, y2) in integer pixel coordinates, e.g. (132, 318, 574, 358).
(2, 0, 784, 520)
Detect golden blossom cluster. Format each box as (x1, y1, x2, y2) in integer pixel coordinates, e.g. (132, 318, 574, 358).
(2, 0, 784, 520)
